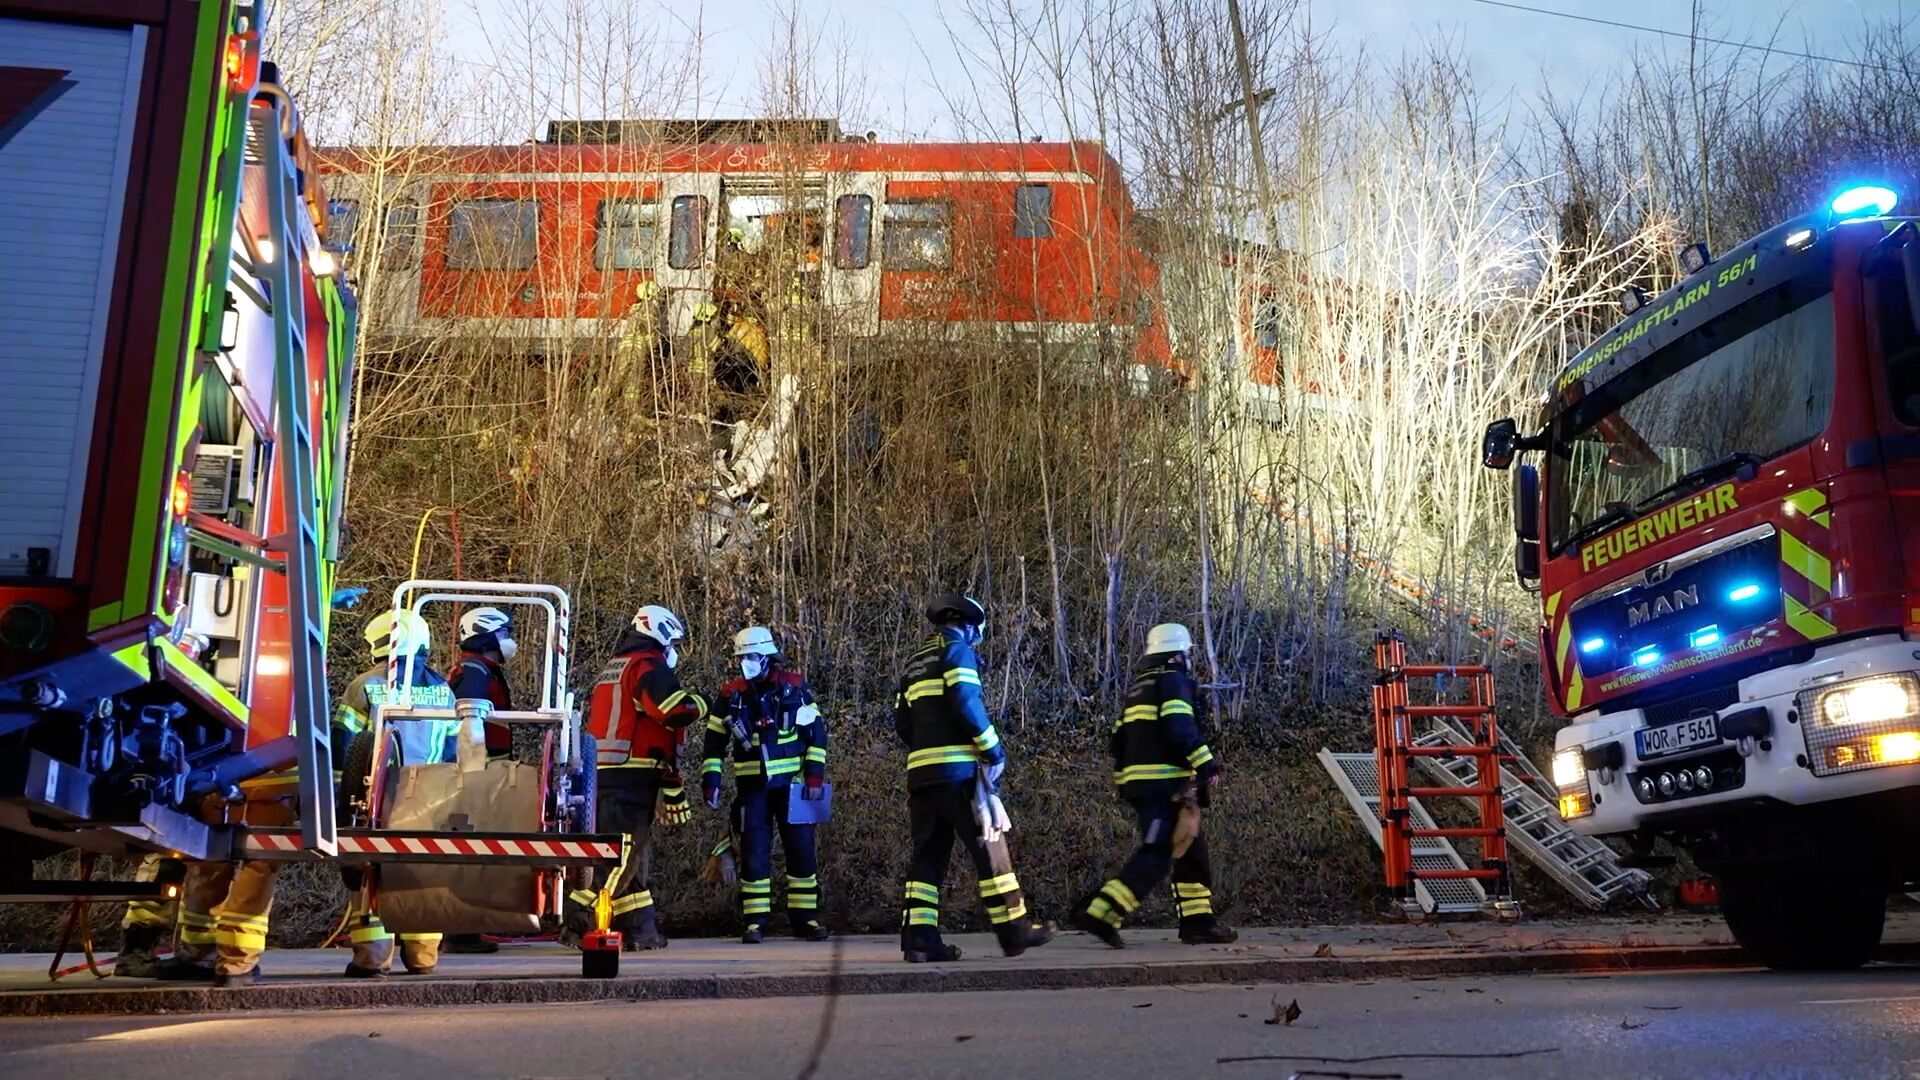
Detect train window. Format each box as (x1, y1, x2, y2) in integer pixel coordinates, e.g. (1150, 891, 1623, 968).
(835, 194, 872, 269)
(380, 202, 420, 271)
(669, 195, 709, 269)
(1014, 184, 1052, 239)
(883, 199, 951, 270)
(447, 198, 538, 270)
(1253, 298, 1283, 350)
(595, 198, 658, 270)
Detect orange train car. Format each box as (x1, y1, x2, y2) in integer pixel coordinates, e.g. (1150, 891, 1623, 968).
(321, 121, 1173, 372)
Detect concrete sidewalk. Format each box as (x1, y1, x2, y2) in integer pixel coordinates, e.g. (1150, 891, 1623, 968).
(4, 914, 1917, 1017)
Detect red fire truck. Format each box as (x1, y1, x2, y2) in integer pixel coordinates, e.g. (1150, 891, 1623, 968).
(1486, 183, 1920, 969)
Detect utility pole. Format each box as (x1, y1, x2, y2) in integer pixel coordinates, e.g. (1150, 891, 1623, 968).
(1223, 0, 1285, 249)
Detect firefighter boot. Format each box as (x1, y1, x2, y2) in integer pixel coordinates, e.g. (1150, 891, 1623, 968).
(793, 919, 831, 942)
(115, 925, 167, 978)
(1070, 904, 1126, 949)
(903, 941, 963, 963)
(625, 903, 669, 951)
(1179, 922, 1238, 945)
(214, 967, 266, 988)
(999, 921, 1057, 958)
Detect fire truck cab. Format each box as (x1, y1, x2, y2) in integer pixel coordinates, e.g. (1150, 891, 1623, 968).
(1487, 184, 1920, 969)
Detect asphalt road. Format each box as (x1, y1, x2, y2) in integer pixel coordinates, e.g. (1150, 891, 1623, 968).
(5, 966, 1920, 1079)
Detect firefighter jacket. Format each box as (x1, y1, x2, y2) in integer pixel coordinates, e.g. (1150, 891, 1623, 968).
(893, 629, 1004, 789)
(1111, 657, 1219, 800)
(335, 658, 456, 766)
(449, 651, 512, 709)
(702, 668, 826, 789)
(587, 631, 710, 772)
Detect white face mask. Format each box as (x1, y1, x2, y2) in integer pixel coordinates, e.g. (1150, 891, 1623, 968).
(664, 644, 680, 669)
(496, 635, 518, 661)
(739, 655, 768, 680)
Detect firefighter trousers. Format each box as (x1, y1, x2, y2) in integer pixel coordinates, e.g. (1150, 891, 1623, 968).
(735, 784, 820, 932)
(175, 860, 281, 977)
(565, 768, 661, 939)
(900, 781, 1033, 952)
(346, 886, 441, 974)
(1082, 796, 1217, 933)
(121, 854, 179, 939)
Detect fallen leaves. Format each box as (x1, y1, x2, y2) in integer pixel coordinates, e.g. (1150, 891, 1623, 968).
(1264, 995, 1303, 1026)
(1619, 1017, 1648, 1030)
(954, 1035, 974, 1043)
(1312, 943, 1336, 958)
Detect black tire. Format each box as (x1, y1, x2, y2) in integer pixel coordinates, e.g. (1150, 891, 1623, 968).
(1719, 866, 1885, 971)
(338, 729, 398, 827)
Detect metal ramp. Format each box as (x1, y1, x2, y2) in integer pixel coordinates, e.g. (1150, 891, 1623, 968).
(1317, 750, 1488, 915)
(1413, 717, 1656, 911)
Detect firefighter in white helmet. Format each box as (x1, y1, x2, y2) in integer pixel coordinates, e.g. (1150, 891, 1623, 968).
(702, 626, 831, 942)
(568, 604, 709, 949)
(444, 606, 518, 954)
(337, 609, 458, 978)
(1071, 622, 1235, 948)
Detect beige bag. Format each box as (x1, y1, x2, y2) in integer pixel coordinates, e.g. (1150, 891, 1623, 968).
(374, 760, 546, 936)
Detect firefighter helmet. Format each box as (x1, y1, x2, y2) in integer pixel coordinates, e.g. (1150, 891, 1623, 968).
(924, 592, 987, 628)
(631, 604, 686, 649)
(1145, 622, 1194, 656)
(366, 609, 431, 660)
(732, 625, 779, 657)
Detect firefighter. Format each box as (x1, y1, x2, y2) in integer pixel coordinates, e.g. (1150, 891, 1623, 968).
(444, 605, 518, 955)
(895, 593, 1053, 963)
(567, 604, 707, 950)
(154, 795, 297, 986)
(702, 626, 830, 943)
(1072, 623, 1236, 948)
(337, 609, 457, 978)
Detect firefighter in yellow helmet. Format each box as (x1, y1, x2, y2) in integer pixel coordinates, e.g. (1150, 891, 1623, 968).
(339, 609, 458, 978)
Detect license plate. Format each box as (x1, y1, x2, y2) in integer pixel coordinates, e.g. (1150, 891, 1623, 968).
(1636, 715, 1720, 760)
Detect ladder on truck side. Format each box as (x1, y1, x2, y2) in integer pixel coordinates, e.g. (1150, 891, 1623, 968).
(1372, 633, 1517, 921)
(258, 98, 336, 854)
(1412, 718, 1657, 911)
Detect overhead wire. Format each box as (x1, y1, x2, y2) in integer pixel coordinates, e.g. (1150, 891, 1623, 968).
(1465, 0, 1902, 74)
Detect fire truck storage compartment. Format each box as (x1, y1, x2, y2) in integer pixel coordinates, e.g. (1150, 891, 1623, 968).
(372, 759, 547, 935)
(0, 18, 146, 578)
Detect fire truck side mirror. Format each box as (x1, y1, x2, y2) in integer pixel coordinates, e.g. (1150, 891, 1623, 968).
(1482, 418, 1519, 470)
(1514, 464, 1542, 584)
(1902, 241, 1920, 336)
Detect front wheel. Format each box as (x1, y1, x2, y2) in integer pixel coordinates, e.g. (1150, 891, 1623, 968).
(1718, 865, 1885, 971)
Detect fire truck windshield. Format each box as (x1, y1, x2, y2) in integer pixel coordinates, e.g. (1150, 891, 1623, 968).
(1547, 270, 1835, 553)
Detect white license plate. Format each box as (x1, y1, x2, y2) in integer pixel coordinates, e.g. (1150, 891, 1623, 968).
(1636, 715, 1720, 760)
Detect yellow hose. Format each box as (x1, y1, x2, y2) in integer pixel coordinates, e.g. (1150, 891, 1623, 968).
(408, 506, 441, 581)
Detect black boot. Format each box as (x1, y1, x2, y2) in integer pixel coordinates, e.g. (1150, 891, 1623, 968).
(342, 963, 388, 979)
(741, 926, 766, 944)
(153, 958, 217, 982)
(115, 926, 166, 978)
(213, 966, 265, 987)
(1000, 921, 1056, 958)
(793, 919, 831, 942)
(903, 942, 963, 963)
(1179, 921, 1238, 945)
(443, 934, 498, 954)
(1070, 906, 1126, 949)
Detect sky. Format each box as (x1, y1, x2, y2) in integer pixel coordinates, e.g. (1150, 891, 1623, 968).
(437, 0, 1914, 141)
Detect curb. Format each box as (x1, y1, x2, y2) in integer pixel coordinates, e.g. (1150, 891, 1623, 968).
(0, 944, 1759, 1017)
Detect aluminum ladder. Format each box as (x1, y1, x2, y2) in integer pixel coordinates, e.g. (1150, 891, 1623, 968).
(1412, 716, 1656, 911)
(1317, 749, 1489, 916)
(258, 99, 336, 853)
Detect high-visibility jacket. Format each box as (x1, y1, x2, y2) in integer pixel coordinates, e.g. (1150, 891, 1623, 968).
(702, 668, 825, 789)
(1111, 657, 1218, 800)
(587, 633, 710, 770)
(893, 630, 1004, 788)
(336, 658, 456, 766)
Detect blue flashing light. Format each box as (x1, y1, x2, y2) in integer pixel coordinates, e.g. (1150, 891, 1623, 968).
(1831, 184, 1898, 220)
(1632, 646, 1661, 667)
(1690, 625, 1722, 649)
(1579, 636, 1607, 655)
(1728, 583, 1763, 603)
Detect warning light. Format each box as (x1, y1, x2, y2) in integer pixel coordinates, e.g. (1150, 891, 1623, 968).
(1831, 184, 1897, 221)
(224, 33, 260, 93)
(172, 472, 193, 519)
(1728, 583, 1763, 603)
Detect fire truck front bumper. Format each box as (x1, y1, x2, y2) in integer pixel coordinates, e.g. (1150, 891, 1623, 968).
(1550, 633, 1920, 839)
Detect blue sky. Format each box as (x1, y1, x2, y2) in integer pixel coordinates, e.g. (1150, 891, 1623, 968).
(440, 0, 1913, 140)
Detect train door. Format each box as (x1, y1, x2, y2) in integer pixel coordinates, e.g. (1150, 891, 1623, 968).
(825, 174, 883, 337)
(659, 172, 720, 334)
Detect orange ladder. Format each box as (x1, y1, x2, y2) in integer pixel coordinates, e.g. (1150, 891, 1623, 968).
(1372, 632, 1517, 919)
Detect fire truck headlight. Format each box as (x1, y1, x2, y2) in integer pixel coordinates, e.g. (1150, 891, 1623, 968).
(1552, 748, 1593, 819)
(1799, 673, 1920, 777)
